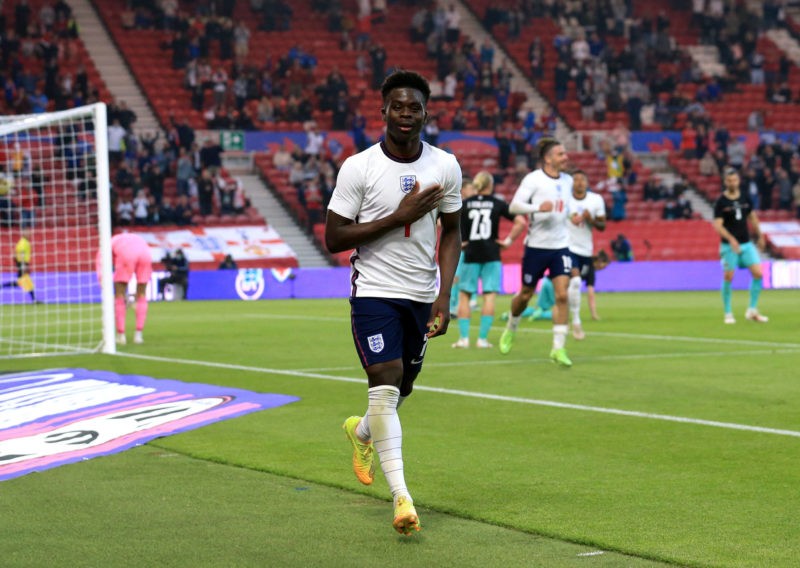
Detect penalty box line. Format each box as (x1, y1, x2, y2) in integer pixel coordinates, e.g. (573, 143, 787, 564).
(115, 352, 800, 439)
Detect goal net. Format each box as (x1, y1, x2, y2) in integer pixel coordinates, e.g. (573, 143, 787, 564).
(0, 103, 114, 358)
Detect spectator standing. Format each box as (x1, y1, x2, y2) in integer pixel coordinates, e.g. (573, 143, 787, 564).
(776, 168, 793, 210)
(158, 248, 189, 300)
(610, 185, 628, 221)
(218, 253, 238, 269)
(197, 168, 215, 215)
(793, 178, 800, 219)
(107, 118, 126, 165)
(611, 234, 633, 261)
(233, 20, 250, 59)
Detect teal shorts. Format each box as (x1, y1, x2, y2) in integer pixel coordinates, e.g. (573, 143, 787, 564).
(459, 261, 503, 294)
(720, 242, 760, 271)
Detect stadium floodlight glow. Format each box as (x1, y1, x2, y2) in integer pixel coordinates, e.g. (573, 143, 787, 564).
(0, 103, 115, 358)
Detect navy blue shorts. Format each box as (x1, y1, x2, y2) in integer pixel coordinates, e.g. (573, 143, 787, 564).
(521, 247, 572, 289)
(583, 261, 596, 287)
(570, 252, 594, 283)
(350, 297, 431, 376)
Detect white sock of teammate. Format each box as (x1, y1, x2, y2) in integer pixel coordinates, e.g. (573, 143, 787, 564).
(356, 394, 407, 441)
(568, 276, 582, 325)
(507, 314, 522, 332)
(367, 385, 409, 500)
(553, 324, 568, 350)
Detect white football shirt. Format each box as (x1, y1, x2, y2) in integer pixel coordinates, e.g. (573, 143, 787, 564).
(567, 191, 606, 257)
(327, 141, 462, 302)
(511, 169, 573, 249)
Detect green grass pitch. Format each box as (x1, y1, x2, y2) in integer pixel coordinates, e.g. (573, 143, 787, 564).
(1, 289, 798, 568)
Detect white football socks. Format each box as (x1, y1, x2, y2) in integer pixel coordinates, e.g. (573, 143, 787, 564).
(507, 314, 522, 332)
(568, 276, 582, 325)
(355, 394, 407, 441)
(366, 385, 409, 500)
(553, 324, 568, 350)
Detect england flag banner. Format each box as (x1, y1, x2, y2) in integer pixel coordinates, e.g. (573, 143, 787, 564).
(132, 225, 297, 264)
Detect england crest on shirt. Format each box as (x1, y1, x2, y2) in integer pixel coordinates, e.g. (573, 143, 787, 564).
(400, 175, 416, 194)
(367, 333, 385, 353)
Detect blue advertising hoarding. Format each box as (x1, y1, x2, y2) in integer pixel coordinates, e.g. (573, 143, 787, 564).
(2, 261, 799, 305)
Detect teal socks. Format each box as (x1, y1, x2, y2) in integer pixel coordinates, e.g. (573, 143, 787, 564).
(721, 280, 732, 313)
(749, 278, 762, 309)
(478, 315, 493, 340)
(458, 316, 470, 340)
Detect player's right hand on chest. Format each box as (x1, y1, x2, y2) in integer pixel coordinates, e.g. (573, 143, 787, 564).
(395, 181, 444, 224)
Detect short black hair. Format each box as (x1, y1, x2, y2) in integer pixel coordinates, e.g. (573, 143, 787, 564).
(381, 70, 431, 104)
(571, 168, 586, 177)
(537, 137, 561, 158)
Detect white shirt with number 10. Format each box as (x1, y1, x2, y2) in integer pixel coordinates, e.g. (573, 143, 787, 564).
(512, 169, 573, 249)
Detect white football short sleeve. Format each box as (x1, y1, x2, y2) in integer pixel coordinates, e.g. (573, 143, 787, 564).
(327, 157, 365, 221)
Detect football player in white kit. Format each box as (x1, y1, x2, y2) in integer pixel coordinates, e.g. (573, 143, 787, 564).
(566, 169, 606, 340)
(499, 138, 575, 367)
(325, 70, 462, 535)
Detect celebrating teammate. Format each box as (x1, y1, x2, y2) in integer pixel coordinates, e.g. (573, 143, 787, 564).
(98, 232, 153, 344)
(566, 169, 606, 339)
(712, 167, 768, 324)
(325, 70, 462, 535)
(498, 138, 574, 366)
(1, 231, 40, 303)
(452, 170, 525, 348)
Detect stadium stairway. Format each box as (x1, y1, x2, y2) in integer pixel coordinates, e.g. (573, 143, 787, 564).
(765, 28, 800, 67)
(72, 0, 160, 134)
(238, 174, 331, 267)
(684, 44, 727, 78)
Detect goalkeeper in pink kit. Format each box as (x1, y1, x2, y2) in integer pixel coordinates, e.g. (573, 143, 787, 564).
(97, 233, 153, 345)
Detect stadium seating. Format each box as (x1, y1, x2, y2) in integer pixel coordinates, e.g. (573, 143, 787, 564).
(0, 0, 112, 111)
(93, 0, 463, 132)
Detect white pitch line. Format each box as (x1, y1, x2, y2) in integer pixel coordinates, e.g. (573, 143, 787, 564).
(242, 313, 800, 349)
(115, 352, 800, 439)
(294, 348, 800, 373)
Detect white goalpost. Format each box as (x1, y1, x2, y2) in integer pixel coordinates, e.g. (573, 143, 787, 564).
(0, 103, 115, 358)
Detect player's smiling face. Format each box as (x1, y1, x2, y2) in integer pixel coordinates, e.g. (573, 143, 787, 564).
(550, 145, 569, 172)
(572, 173, 588, 198)
(382, 88, 427, 146)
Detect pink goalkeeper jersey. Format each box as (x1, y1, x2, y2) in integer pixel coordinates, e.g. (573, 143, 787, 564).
(97, 233, 153, 283)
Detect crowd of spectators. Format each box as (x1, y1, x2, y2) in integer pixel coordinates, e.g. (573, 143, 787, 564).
(5, 0, 800, 235)
(0, 0, 90, 117)
(679, 109, 800, 214)
(139, 0, 544, 136)
(270, 120, 344, 229)
(111, 113, 252, 228)
(0, 0, 107, 228)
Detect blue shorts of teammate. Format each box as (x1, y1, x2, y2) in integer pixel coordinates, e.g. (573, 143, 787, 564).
(720, 242, 760, 271)
(350, 297, 430, 394)
(521, 247, 572, 289)
(570, 252, 593, 282)
(459, 260, 502, 294)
